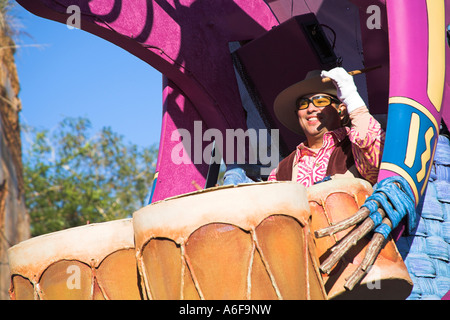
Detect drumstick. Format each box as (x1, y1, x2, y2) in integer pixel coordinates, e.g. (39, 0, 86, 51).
(321, 65, 382, 83)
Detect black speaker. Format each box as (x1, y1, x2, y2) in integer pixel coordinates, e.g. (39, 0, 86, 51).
(233, 13, 338, 155)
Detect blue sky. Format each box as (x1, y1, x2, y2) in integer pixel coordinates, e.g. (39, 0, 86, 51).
(13, 3, 163, 149)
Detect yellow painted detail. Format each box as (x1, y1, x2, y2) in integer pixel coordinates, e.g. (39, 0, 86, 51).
(416, 127, 434, 183)
(426, 0, 445, 112)
(389, 97, 439, 132)
(420, 137, 438, 196)
(404, 113, 420, 168)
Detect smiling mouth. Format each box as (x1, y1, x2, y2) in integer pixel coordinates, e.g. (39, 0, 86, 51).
(306, 115, 320, 122)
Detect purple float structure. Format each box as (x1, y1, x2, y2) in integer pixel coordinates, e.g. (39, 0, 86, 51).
(16, 0, 404, 202)
(14, 0, 450, 300)
(378, 0, 448, 202)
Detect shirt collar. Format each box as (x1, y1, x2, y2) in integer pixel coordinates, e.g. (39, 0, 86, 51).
(294, 127, 348, 163)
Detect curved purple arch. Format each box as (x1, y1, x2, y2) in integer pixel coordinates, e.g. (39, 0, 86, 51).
(17, 0, 449, 206)
(17, 0, 278, 201)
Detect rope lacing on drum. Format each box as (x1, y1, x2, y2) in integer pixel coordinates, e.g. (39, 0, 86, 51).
(362, 176, 416, 239)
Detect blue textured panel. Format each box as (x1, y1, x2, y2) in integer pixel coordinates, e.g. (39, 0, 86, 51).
(442, 222, 450, 245)
(443, 203, 450, 221)
(436, 277, 450, 297)
(408, 236, 427, 253)
(420, 294, 442, 300)
(415, 218, 428, 237)
(434, 136, 450, 165)
(406, 253, 436, 278)
(435, 181, 450, 203)
(392, 135, 450, 299)
(424, 219, 443, 237)
(420, 198, 444, 221)
(435, 259, 450, 277)
(414, 278, 439, 296)
(425, 181, 437, 197)
(425, 236, 449, 262)
(434, 166, 450, 182)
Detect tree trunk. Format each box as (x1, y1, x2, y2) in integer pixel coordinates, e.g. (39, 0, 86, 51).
(0, 28, 30, 300)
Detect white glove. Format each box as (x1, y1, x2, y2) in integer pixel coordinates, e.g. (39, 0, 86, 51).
(321, 67, 366, 113)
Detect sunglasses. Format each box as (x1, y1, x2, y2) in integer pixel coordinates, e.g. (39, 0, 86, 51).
(296, 95, 341, 111)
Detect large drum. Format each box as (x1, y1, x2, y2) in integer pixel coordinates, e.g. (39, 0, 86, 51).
(8, 219, 141, 300)
(133, 182, 327, 300)
(307, 178, 413, 299)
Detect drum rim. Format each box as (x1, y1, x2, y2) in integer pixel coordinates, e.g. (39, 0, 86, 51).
(133, 181, 311, 249)
(8, 218, 135, 279)
(307, 177, 373, 200)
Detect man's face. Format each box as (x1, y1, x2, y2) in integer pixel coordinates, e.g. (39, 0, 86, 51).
(296, 93, 343, 140)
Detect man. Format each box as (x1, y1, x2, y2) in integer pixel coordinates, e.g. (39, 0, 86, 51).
(268, 67, 385, 186)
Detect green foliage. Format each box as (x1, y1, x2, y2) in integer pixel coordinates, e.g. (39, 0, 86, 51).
(22, 117, 158, 236)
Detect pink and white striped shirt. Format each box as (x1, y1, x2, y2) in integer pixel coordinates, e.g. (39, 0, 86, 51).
(268, 107, 385, 187)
